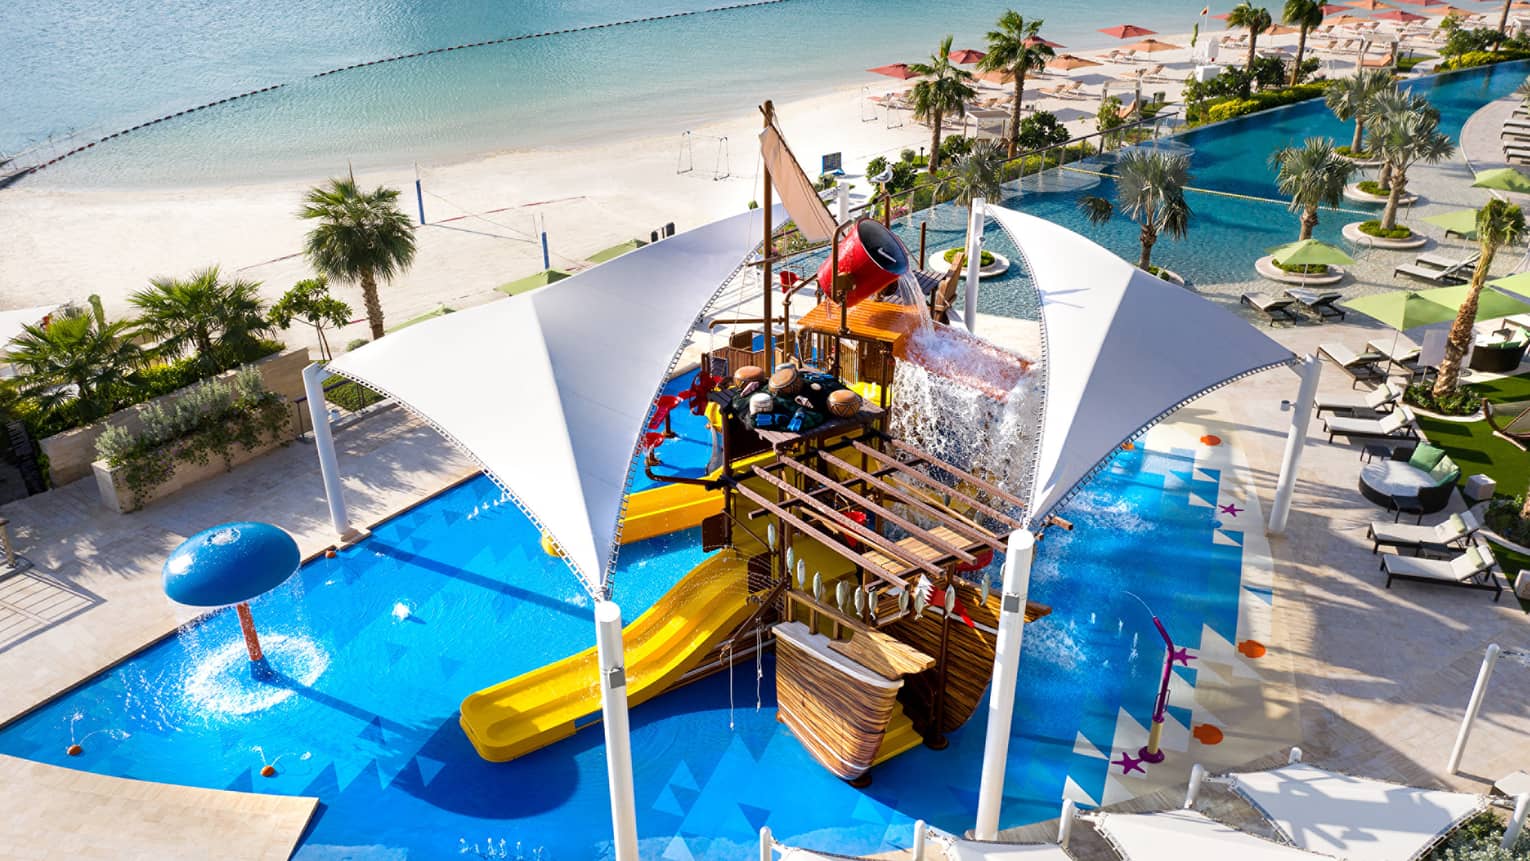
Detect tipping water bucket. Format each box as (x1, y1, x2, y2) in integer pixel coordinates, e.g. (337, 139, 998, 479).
(816, 218, 911, 308)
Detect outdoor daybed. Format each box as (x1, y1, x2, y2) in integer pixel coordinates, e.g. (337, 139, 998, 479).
(1468, 331, 1529, 373)
(1357, 442, 1459, 518)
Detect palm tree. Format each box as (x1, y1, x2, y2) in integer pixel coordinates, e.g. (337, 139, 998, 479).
(8, 296, 143, 421)
(131, 266, 273, 371)
(1077, 149, 1193, 271)
(1227, 2, 1274, 95)
(978, 12, 1053, 157)
(1272, 138, 1356, 240)
(909, 35, 979, 175)
(1283, 0, 1325, 86)
(948, 142, 1006, 205)
(1370, 93, 1455, 231)
(269, 276, 354, 361)
(1325, 69, 1395, 155)
(300, 174, 418, 339)
(1435, 199, 1526, 398)
(1497, 0, 1514, 51)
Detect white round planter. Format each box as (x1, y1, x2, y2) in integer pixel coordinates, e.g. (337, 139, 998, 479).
(927, 248, 1010, 277)
(1255, 255, 1346, 285)
(1343, 182, 1419, 206)
(1338, 154, 1385, 168)
(1342, 220, 1429, 249)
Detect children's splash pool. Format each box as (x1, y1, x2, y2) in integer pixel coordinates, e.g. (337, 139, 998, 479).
(0, 433, 1246, 859)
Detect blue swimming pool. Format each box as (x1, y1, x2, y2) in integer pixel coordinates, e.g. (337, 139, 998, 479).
(0, 438, 1238, 859)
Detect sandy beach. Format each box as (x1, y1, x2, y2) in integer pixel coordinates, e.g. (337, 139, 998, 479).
(0, 20, 1416, 351)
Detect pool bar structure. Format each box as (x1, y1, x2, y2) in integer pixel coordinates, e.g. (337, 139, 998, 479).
(281, 103, 1308, 858)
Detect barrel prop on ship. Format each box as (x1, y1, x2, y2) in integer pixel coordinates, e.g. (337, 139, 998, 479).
(817, 218, 911, 308)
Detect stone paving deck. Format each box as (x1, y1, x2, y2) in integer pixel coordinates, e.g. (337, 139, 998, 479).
(0, 753, 317, 861)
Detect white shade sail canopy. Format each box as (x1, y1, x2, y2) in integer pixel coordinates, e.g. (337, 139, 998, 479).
(1227, 763, 1487, 861)
(328, 208, 763, 596)
(1093, 810, 1332, 861)
(984, 205, 1296, 525)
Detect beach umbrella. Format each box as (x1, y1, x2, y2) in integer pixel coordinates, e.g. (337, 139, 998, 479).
(1211, 12, 1234, 19)
(1392, 0, 1443, 5)
(949, 48, 986, 64)
(1025, 36, 1066, 49)
(1346, 0, 1392, 9)
(1375, 8, 1428, 20)
(1320, 3, 1350, 12)
(1126, 38, 1183, 52)
(977, 69, 1017, 85)
(1421, 208, 1481, 238)
(1267, 238, 1356, 267)
(1100, 24, 1157, 39)
(1473, 167, 1530, 194)
(1424, 5, 1472, 15)
(1325, 14, 1372, 26)
(1266, 24, 1304, 34)
(1048, 53, 1103, 70)
(1422, 283, 1530, 321)
(867, 63, 918, 80)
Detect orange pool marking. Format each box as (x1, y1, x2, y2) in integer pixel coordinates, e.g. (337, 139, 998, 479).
(1200, 434, 1222, 446)
(1192, 724, 1224, 745)
(1121, 441, 1135, 451)
(1238, 639, 1267, 658)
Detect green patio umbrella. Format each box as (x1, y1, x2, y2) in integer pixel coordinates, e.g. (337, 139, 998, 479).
(1471, 167, 1530, 194)
(1343, 284, 1530, 330)
(1489, 271, 1530, 301)
(1266, 238, 1356, 267)
(1420, 208, 1479, 239)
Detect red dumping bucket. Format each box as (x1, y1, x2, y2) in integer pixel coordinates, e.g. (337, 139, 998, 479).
(816, 218, 911, 308)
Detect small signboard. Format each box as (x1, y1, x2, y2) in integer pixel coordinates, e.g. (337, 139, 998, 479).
(821, 152, 843, 175)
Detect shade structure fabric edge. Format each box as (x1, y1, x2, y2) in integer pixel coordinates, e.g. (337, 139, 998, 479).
(327, 207, 768, 597)
(983, 204, 1297, 527)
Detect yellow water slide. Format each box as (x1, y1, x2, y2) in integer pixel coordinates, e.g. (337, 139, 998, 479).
(619, 479, 722, 543)
(460, 551, 754, 762)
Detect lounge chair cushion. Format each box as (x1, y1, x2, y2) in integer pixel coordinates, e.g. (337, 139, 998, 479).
(1408, 443, 1446, 472)
(1428, 455, 1459, 486)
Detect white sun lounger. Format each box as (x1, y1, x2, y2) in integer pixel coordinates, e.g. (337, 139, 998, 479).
(1323, 405, 1416, 443)
(1315, 381, 1400, 418)
(1318, 343, 1388, 387)
(1091, 809, 1331, 861)
(765, 823, 1071, 861)
(1367, 508, 1480, 554)
(1381, 538, 1504, 600)
(1225, 762, 1490, 861)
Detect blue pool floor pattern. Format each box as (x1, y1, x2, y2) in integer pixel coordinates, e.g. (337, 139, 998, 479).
(0, 441, 1241, 860)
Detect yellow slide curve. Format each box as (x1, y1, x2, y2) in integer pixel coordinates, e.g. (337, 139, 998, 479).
(460, 551, 753, 762)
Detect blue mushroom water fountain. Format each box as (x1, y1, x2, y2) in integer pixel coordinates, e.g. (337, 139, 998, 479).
(163, 522, 301, 680)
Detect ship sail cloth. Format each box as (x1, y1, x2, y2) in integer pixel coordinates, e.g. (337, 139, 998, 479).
(759, 122, 837, 243)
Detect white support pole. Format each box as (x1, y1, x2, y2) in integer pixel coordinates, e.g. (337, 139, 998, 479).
(1288, 746, 1303, 764)
(911, 820, 926, 861)
(302, 363, 354, 540)
(1448, 643, 1502, 774)
(1504, 793, 1529, 850)
(974, 530, 1035, 841)
(596, 600, 640, 861)
(1184, 763, 1207, 809)
(837, 183, 850, 224)
(1269, 354, 1322, 535)
(759, 825, 773, 861)
(1057, 799, 1077, 848)
(964, 198, 986, 336)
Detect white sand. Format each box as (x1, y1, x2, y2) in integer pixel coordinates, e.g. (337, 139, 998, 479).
(0, 21, 1411, 352)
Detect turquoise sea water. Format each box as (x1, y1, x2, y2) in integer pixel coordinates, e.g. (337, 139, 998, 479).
(3, 0, 1213, 186)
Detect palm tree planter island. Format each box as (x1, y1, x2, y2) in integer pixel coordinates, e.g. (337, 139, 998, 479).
(926, 247, 1011, 277)
(1341, 219, 1429, 249)
(1342, 180, 1420, 206)
(1253, 254, 1347, 285)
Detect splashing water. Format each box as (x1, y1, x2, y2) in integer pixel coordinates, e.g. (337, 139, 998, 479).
(180, 634, 329, 716)
(890, 324, 1036, 495)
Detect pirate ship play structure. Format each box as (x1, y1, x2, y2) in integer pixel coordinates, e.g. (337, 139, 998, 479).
(457, 102, 1052, 783)
(316, 98, 1301, 856)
